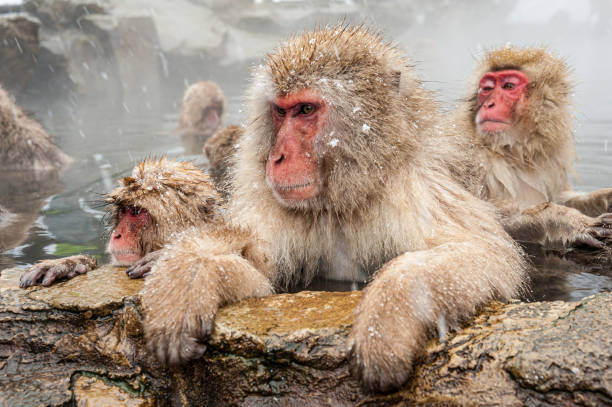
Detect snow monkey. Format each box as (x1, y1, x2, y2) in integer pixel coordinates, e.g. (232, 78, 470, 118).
(141, 25, 526, 392)
(203, 124, 244, 195)
(0, 85, 70, 171)
(178, 81, 226, 154)
(19, 158, 222, 288)
(451, 47, 612, 249)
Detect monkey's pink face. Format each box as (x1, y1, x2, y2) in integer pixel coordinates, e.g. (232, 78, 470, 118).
(107, 206, 149, 266)
(476, 69, 528, 133)
(266, 89, 328, 207)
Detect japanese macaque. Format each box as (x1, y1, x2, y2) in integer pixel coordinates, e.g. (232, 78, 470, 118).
(451, 47, 612, 249)
(178, 81, 226, 154)
(203, 124, 244, 195)
(19, 158, 221, 288)
(0, 85, 70, 171)
(141, 25, 526, 392)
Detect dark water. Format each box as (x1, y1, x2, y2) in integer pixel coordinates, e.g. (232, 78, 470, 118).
(1, 1, 612, 302)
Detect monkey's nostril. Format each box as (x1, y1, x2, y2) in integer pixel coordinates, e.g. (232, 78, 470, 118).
(114, 234, 122, 240)
(274, 154, 285, 165)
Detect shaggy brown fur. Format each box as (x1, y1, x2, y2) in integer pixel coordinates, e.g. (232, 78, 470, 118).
(179, 81, 226, 154)
(452, 46, 612, 248)
(141, 25, 526, 392)
(20, 158, 222, 287)
(203, 124, 244, 195)
(0, 86, 70, 171)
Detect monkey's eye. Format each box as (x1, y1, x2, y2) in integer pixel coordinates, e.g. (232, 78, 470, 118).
(273, 105, 286, 116)
(119, 207, 127, 215)
(299, 104, 315, 115)
(502, 82, 515, 90)
(131, 207, 147, 216)
(481, 86, 493, 92)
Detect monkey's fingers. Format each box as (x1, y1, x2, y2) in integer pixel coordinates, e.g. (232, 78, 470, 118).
(574, 234, 605, 249)
(41, 263, 74, 286)
(594, 213, 612, 227)
(126, 250, 161, 279)
(590, 227, 612, 239)
(148, 330, 208, 366)
(19, 264, 51, 288)
(126, 262, 152, 279)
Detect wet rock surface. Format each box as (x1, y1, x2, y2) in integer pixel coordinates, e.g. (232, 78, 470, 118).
(1, 265, 611, 406)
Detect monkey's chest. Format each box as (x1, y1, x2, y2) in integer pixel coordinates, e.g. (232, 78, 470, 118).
(481, 157, 554, 209)
(321, 232, 368, 283)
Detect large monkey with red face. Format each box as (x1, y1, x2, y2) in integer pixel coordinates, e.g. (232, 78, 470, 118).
(141, 25, 526, 392)
(451, 47, 612, 249)
(19, 158, 221, 287)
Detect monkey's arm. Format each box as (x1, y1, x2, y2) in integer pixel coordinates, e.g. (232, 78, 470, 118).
(558, 188, 612, 217)
(141, 228, 274, 365)
(348, 238, 525, 392)
(499, 201, 612, 249)
(19, 255, 98, 288)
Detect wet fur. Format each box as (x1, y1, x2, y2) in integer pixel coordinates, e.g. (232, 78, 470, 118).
(203, 124, 244, 196)
(0, 86, 70, 171)
(106, 157, 221, 257)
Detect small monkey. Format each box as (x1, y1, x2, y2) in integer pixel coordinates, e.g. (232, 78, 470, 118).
(141, 25, 526, 392)
(20, 158, 221, 287)
(203, 124, 244, 195)
(179, 81, 226, 154)
(451, 47, 612, 249)
(0, 85, 70, 171)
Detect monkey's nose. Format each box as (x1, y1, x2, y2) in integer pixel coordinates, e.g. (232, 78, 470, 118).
(273, 154, 285, 166)
(485, 100, 495, 109)
(114, 233, 122, 239)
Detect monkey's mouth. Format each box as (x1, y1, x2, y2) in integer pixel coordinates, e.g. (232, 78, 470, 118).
(478, 119, 511, 132)
(269, 180, 319, 203)
(111, 250, 142, 266)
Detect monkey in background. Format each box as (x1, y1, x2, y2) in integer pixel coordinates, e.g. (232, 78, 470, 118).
(0, 85, 71, 171)
(20, 158, 222, 287)
(450, 47, 612, 249)
(141, 25, 526, 392)
(178, 81, 226, 154)
(203, 124, 243, 196)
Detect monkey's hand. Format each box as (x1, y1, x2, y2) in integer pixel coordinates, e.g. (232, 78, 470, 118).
(19, 255, 98, 288)
(125, 250, 162, 279)
(348, 238, 524, 393)
(561, 188, 612, 217)
(141, 231, 273, 365)
(503, 203, 612, 249)
(348, 264, 427, 393)
(570, 213, 612, 249)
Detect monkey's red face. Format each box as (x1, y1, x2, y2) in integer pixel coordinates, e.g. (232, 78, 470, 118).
(476, 69, 528, 133)
(107, 206, 149, 266)
(200, 105, 222, 130)
(266, 89, 328, 207)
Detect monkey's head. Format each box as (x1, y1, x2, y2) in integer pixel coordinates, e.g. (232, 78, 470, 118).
(179, 81, 226, 134)
(106, 158, 220, 266)
(471, 47, 573, 162)
(239, 24, 422, 215)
